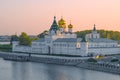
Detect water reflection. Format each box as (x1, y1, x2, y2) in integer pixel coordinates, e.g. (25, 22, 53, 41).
(11, 62, 31, 80)
(0, 60, 120, 80)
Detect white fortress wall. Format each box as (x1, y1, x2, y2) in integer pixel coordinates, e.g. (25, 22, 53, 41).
(88, 47, 120, 55)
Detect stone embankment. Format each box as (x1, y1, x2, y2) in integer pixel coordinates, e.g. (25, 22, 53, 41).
(77, 62, 120, 74)
(0, 52, 88, 65)
(0, 52, 120, 75)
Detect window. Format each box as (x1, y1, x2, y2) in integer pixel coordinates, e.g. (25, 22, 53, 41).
(76, 42, 80, 48)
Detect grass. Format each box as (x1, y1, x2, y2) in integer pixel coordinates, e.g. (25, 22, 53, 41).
(0, 44, 12, 52)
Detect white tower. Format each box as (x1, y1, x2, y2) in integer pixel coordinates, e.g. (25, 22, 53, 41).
(91, 24, 100, 39)
(68, 22, 73, 33)
(80, 37, 88, 56)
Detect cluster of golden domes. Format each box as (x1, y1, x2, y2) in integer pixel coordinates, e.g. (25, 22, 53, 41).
(58, 17, 73, 28)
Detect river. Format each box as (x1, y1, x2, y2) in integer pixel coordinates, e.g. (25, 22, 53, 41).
(0, 59, 120, 80)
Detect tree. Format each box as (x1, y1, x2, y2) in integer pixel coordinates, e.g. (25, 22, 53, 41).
(111, 58, 119, 62)
(19, 32, 32, 46)
(106, 33, 111, 39)
(37, 30, 48, 38)
(10, 35, 19, 45)
(75, 30, 120, 41)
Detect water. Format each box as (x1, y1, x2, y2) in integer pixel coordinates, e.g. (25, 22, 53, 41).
(0, 59, 120, 80)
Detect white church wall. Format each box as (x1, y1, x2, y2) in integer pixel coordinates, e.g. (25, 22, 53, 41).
(88, 47, 120, 55)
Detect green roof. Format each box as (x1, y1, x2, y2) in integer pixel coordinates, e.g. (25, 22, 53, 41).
(50, 16, 59, 31)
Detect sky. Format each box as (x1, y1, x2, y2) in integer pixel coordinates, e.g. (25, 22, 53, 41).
(0, 0, 120, 35)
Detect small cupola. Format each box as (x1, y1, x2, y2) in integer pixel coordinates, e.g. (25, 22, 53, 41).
(68, 21, 73, 33)
(68, 23, 73, 28)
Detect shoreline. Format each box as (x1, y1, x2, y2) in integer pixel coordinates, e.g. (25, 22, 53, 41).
(0, 52, 120, 75)
(76, 62, 120, 75)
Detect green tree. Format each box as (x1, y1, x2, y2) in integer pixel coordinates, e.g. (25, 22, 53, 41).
(37, 30, 48, 38)
(75, 30, 120, 41)
(19, 32, 32, 46)
(106, 32, 111, 39)
(10, 35, 19, 45)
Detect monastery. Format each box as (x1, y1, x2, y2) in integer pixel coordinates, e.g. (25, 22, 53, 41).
(12, 16, 120, 56)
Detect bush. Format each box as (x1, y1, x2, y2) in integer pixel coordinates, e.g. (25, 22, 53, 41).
(87, 58, 97, 62)
(0, 44, 12, 52)
(111, 59, 119, 62)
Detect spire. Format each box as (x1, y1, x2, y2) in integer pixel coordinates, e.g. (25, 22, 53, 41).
(49, 16, 59, 31)
(93, 24, 96, 31)
(54, 16, 56, 20)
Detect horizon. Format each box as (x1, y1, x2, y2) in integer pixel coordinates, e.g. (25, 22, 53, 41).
(0, 29, 120, 36)
(0, 0, 120, 35)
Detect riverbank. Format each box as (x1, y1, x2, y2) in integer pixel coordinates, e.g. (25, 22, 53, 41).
(0, 52, 88, 65)
(77, 61, 120, 75)
(0, 52, 120, 75)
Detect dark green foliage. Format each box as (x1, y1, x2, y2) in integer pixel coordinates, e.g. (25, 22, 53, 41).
(37, 30, 120, 42)
(10, 35, 19, 45)
(19, 32, 39, 46)
(37, 30, 48, 38)
(111, 59, 119, 62)
(0, 44, 12, 52)
(76, 30, 120, 42)
(19, 32, 32, 46)
(11, 35, 19, 41)
(87, 58, 97, 62)
(75, 30, 91, 38)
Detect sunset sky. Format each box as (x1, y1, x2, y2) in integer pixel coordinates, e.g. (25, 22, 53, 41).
(0, 0, 120, 35)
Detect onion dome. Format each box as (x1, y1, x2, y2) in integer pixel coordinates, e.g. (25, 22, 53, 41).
(68, 23, 73, 28)
(58, 17, 66, 28)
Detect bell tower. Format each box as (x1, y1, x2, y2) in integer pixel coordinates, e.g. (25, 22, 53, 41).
(91, 24, 100, 39)
(49, 16, 59, 35)
(68, 21, 73, 33)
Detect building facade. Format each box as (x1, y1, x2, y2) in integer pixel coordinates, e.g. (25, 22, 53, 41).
(12, 16, 120, 56)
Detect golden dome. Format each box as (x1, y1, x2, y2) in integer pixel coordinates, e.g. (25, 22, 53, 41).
(68, 23, 73, 28)
(58, 18, 66, 28)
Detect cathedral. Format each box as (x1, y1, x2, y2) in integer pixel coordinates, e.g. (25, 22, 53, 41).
(12, 16, 120, 56)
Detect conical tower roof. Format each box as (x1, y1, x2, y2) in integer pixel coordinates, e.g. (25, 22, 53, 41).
(49, 16, 59, 31)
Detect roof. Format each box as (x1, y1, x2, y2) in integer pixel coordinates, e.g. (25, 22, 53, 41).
(87, 38, 118, 43)
(54, 38, 77, 42)
(93, 24, 96, 31)
(33, 38, 45, 42)
(49, 16, 59, 31)
(58, 17, 66, 28)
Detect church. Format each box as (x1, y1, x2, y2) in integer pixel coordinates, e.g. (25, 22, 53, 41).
(12, 16, 120, 56)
